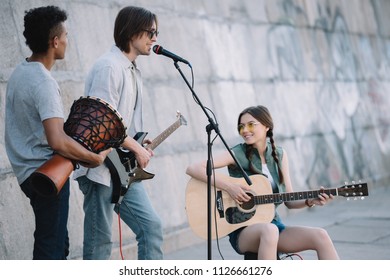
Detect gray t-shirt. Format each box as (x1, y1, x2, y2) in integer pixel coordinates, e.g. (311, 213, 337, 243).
(5, 60, 64, 184)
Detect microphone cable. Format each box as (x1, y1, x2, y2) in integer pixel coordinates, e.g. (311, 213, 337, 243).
(116, 204, 125, 260)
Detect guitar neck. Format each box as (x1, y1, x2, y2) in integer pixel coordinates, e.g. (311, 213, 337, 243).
(254, 188, 338, 205)
(146, 118, 182, 151)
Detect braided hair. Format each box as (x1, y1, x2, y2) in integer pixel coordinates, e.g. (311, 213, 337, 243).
(237, 105, 284, 184)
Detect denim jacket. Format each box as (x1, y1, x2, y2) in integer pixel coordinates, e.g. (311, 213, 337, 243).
(228, 140, 286, 220)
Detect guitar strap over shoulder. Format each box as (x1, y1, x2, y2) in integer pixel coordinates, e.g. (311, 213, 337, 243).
(104, 157, 123, 204)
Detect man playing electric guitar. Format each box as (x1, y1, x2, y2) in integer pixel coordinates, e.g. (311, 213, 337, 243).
(186, 105, 340, 260)
(73, 6, 163, 260)
(108, 112, 187, 204)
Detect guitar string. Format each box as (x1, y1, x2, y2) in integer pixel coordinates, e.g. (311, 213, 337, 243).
(254, 189, 339, 205)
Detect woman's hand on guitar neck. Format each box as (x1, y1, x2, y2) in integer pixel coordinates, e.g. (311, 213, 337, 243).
(308, 186, 335, 207)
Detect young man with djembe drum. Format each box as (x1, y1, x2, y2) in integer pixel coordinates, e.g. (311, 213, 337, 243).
(5, 6, 110, 260)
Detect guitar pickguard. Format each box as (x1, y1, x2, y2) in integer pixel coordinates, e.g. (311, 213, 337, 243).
(226, 207, 256, 224)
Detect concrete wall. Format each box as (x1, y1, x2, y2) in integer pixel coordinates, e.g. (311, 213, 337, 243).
(1, 0, 390, 259)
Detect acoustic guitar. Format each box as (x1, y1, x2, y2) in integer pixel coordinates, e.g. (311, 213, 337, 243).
(185, 174, 369, 239)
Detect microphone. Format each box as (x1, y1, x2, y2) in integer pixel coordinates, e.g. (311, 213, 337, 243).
(153, 45, 190, 66)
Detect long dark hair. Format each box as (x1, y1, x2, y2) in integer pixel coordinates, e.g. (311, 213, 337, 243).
(114, 6, 158, 53)
(238, 105, 284, 184)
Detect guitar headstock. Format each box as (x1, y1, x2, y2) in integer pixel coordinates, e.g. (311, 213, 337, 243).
(176, 111, 188, 126)
(338, 181, 369, 199)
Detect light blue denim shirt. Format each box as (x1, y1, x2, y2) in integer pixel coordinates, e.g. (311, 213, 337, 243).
(73, 45, 143, 187)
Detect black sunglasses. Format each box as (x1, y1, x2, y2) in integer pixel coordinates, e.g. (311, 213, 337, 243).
(142, 29, 159, 39)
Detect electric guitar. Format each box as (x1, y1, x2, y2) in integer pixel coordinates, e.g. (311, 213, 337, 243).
(108, 112, 187, 203)
(185, 174, 369, 239)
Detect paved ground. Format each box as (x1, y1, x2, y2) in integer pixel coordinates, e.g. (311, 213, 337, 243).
(165, 182, 390, 260)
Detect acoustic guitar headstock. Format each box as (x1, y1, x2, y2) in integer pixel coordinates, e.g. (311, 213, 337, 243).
(338, 181, 369, 199)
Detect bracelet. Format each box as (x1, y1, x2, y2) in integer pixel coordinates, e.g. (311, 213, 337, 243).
(305, 199, 315, 208)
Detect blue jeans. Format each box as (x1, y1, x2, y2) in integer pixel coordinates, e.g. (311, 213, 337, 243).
(21, 178, 70, 260)
(77, 176, 163, 260)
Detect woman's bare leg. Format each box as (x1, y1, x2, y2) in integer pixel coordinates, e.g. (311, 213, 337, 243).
(278, 226, 339, 260)
(238, 223, 279, 260)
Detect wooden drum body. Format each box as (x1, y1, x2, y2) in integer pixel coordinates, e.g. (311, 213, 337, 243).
(30, 96, 126, 197)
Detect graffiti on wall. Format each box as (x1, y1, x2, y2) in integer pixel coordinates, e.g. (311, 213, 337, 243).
(265, 0, 390, 186)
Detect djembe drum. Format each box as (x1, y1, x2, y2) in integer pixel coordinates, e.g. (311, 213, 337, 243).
(30, 96, 127, 197)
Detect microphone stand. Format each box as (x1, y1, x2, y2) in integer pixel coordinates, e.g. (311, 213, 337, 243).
(173, 61, 252, 260)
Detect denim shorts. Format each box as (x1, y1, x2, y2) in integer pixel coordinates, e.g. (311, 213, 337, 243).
(228, 219, 286, 255)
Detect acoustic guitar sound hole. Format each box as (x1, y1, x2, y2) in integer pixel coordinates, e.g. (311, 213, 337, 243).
(240, 193, 255, 211)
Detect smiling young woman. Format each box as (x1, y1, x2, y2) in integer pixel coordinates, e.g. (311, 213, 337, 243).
(186, 105, 339, 260)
